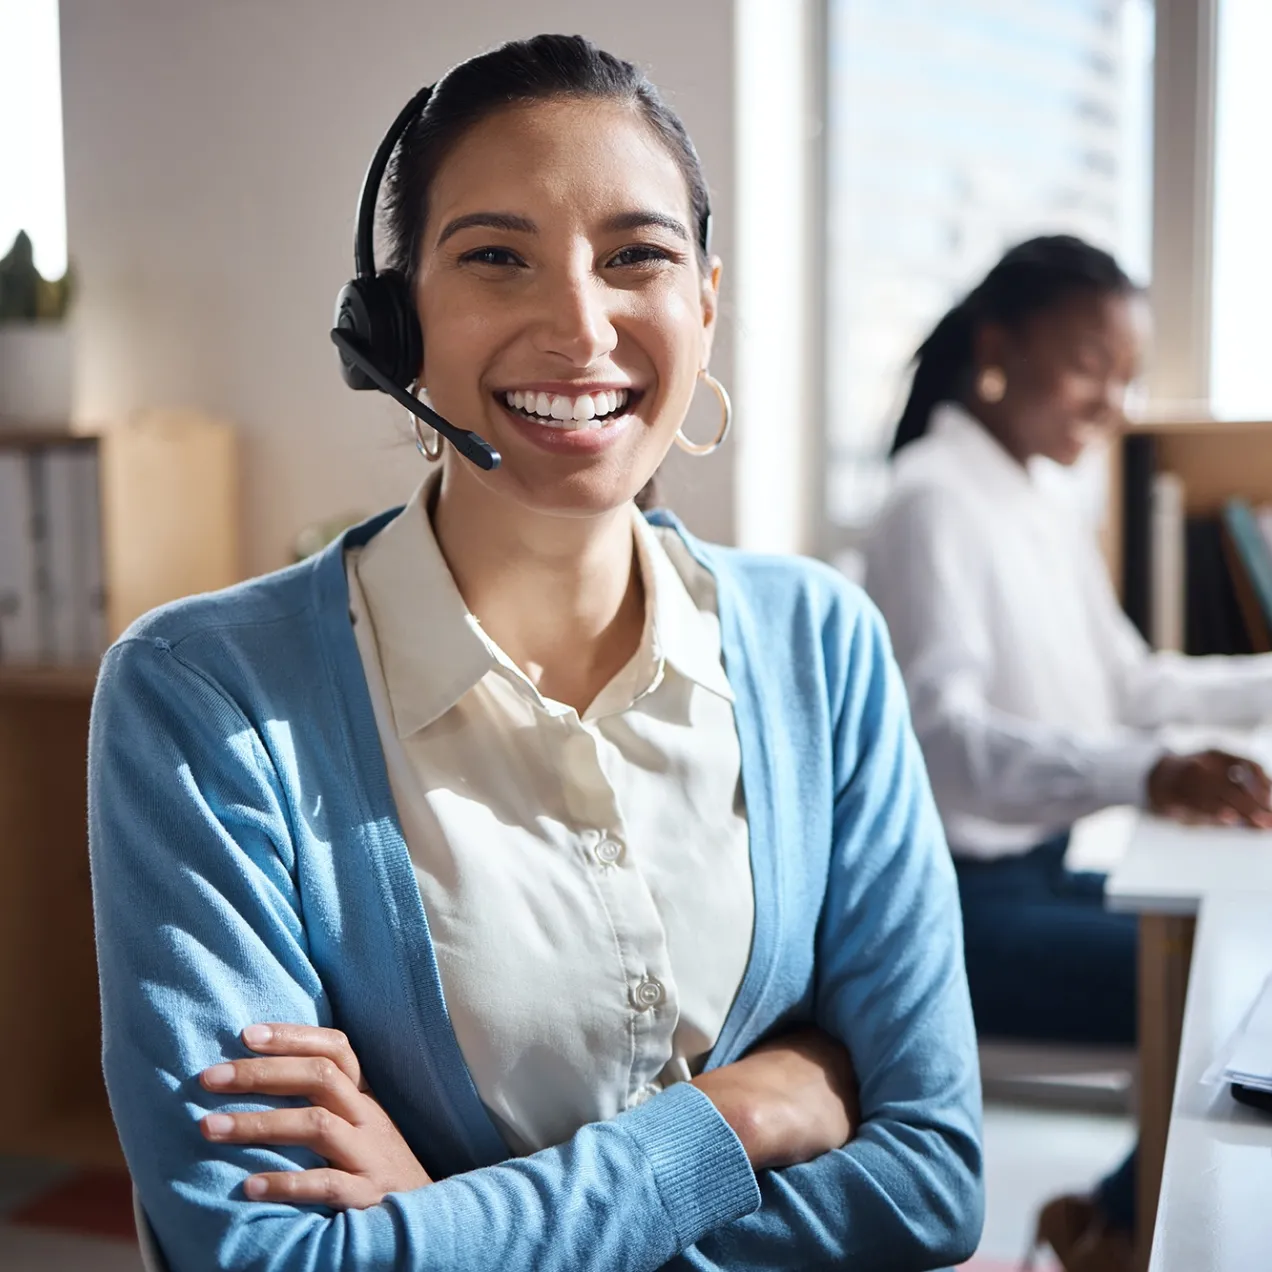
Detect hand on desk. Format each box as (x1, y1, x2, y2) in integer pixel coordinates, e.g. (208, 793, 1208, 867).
(1148, 749, 1272, 830)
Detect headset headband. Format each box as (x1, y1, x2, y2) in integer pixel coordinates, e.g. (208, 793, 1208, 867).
(354, 83, 435, 278)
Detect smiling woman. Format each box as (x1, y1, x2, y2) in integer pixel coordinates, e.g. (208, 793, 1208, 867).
(87, 33, 982, 1272)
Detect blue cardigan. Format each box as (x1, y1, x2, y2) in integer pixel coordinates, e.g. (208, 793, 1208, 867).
(88, 509, 983, 1271)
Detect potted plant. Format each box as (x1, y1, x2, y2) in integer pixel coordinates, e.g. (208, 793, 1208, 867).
(0, 230, 75, 426)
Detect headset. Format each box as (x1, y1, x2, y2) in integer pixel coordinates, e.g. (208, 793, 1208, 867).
(331, 82, 713, 472)
(330, 84, 500, 470)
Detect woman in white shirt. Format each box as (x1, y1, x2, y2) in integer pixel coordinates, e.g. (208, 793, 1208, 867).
(864, 234, 1272, 1272)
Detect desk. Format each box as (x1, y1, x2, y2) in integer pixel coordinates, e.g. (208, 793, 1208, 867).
(1106, 817, 1272, 1270)
(1106, 817, 1272, 915)
(1147, 891, 1272, 1272)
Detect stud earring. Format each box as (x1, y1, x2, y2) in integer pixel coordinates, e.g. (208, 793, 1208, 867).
(977, 366, 1007, 405)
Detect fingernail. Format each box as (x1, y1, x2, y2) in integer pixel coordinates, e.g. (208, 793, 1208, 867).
(203, 1064, 236, 1087)
(244, 1177, 268, 1198)
(204, 1114, 234, 1137)
(243, 1025, 273, 1047)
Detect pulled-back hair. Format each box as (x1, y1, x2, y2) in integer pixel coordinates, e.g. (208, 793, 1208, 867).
(891, 235, 1135, 456)
(380, 34, 713, 509)
(382, 33, 711, 281)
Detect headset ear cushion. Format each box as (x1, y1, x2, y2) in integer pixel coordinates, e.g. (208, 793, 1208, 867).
(377, 270, 423, 388)
(333, 273, 422, 390)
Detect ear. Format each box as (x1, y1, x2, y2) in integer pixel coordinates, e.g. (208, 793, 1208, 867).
(972, 320, 1011, 374)
(699, 256, 723, 366)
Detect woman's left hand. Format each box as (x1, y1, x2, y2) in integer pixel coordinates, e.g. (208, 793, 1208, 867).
(199, 1023, 432, 1209)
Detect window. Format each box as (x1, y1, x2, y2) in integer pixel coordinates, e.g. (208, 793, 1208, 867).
(821, 0, 1154, 548)
(1210, 0, 1272, 418)
(0, 0, 66, 279)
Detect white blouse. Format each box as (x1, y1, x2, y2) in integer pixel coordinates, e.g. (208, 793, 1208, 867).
(346, 477, 754, 1155)
(864, 404, 1272, 859)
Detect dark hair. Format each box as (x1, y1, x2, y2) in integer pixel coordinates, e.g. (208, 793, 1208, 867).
(382, 34, 712, 509)
(890, 234, 1135, 456)
(383, 34, 711, 278)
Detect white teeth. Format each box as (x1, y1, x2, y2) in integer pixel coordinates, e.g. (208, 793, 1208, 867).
(503, 387, 632, 428)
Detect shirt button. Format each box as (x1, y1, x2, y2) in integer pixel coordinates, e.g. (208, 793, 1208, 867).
(595, 837, 624, 865)
(632, 977, 665, 1010)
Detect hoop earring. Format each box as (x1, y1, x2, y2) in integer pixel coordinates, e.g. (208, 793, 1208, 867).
(408, 384, 444, 462)
(674, 369, 732, 457)
(977, 366, 1007, 405)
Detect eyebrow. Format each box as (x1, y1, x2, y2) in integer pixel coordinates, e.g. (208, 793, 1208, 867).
(435, 208, 690, 246)
(601, 210, 689, 240)
(436, 212, 538, 246)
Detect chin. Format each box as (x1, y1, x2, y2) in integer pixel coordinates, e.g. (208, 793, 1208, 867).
(493, 461, 652, 520)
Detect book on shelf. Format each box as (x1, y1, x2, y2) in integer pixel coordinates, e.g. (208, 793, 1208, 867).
(1149, 470, 1185, 653)
(1120, 437, 1256, 655)
(1221, 498, 1272, 654)
(0, 450, 41, 662)
(0, 438, 107, 666)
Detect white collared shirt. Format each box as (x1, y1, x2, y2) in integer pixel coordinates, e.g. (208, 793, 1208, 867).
(864, 404, 1272, 859)
(346, 478, 753, 1154)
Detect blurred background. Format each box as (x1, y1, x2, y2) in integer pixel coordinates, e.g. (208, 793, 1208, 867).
(0, 2, 1268, 1269)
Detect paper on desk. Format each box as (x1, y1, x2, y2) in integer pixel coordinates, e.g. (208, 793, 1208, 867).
(1202, 972, 1272, 1092)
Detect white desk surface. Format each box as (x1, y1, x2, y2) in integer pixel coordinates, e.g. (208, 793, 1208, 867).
(1105, 815, 1272, 915)
(1149, 890, 1272, 1272)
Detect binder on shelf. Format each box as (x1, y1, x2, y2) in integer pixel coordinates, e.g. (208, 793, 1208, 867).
(1184, 516, 1252, 656)
(1121, 433, 1156, 639)
(0, 437, 108, 666)
(1149, 470, 1186, 652)
(40, 446, 80, 662)
(77, 447, 108, 658)
(1221, 498, 1272, 653)
(0, 451, 40, 663)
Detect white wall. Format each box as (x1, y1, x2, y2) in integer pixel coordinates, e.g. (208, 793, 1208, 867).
(59, 0, 737, 577)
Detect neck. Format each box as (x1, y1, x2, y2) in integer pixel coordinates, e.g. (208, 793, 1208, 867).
(430, 463, 645, 713)
(958, 397, 1031, 467)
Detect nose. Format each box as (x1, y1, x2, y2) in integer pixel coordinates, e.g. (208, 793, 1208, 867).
(532, 251, 618, 366)
(1103, 378, 1130, 422)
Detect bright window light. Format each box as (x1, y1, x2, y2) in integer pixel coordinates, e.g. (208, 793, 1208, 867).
(0, 0, 66, 280)
(1211, 0, 1272, 417)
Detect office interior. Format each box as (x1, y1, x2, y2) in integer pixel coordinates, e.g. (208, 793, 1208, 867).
(1, 1, 1270, 1270)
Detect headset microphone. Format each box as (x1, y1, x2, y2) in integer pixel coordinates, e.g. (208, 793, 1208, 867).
(329, 328, 499, 470)
(330, 82, 501, 471)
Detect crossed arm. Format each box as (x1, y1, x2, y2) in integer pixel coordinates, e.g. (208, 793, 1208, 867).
(90, 619, 982, 1271)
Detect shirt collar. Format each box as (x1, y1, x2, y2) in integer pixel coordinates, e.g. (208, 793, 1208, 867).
(633, 510, 735, 703)
(354, 475, 733, 739)
(353, 474, 494, 739)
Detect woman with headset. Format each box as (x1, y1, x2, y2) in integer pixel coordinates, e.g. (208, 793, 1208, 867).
(864, 235, 1272, 1272)
(89, 35, 981, 1271)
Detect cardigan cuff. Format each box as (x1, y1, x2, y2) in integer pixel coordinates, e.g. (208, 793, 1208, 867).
(617, 1080, 760, 1247)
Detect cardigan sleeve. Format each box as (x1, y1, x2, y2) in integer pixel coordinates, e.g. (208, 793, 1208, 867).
(675, 595, 984, 1271)
(89, 637, 759, 1272)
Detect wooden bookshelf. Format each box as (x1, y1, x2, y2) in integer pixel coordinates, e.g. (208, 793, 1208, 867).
(1105, 414, 1272, 597)
(0, 410, 239, 1168)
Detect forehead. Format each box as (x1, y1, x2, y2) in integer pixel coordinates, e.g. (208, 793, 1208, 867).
(1025, 288, 1143, 351)
(424, 97, 694, 239)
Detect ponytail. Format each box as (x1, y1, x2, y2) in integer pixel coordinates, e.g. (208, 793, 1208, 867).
(891, 303, 975, 456)
(889, 234, 1136, 456)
